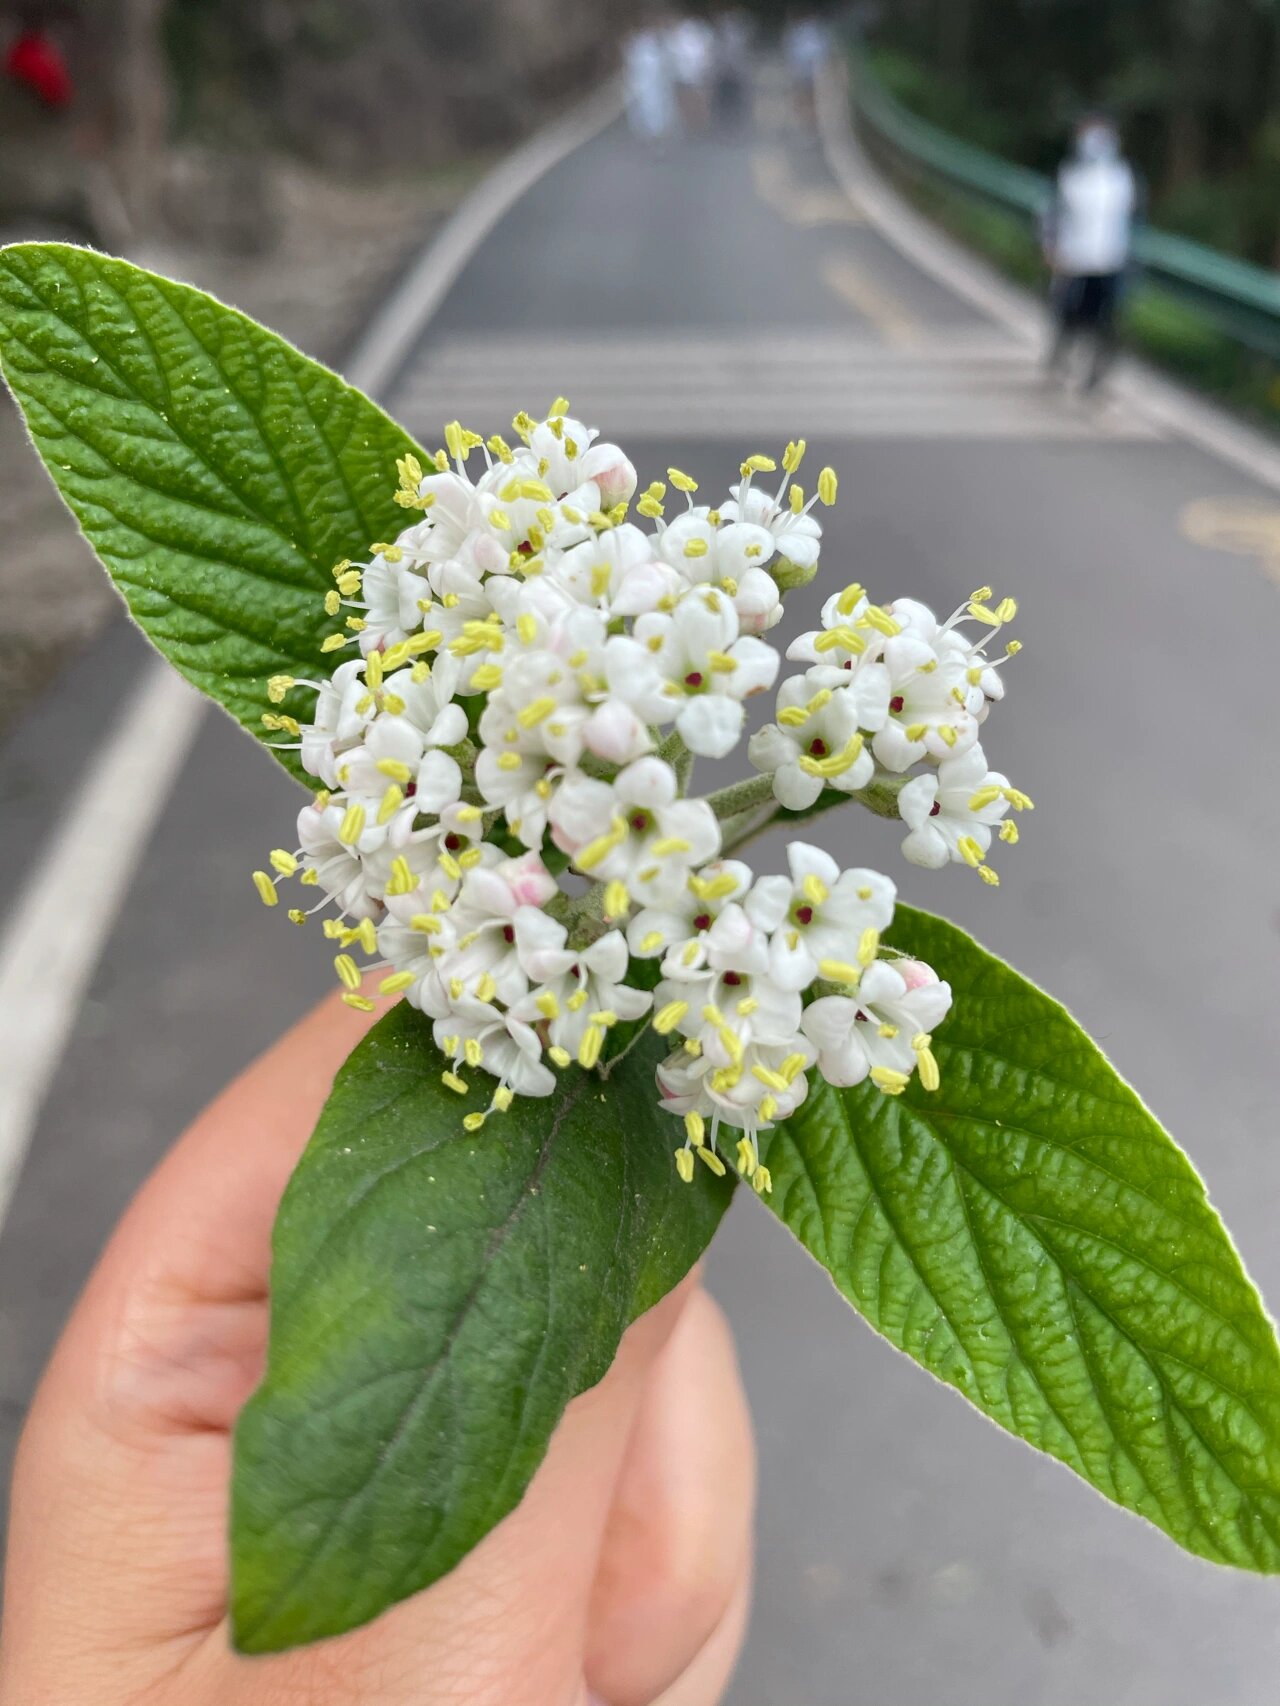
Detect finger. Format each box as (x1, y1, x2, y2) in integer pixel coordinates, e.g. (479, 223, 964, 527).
(2, 993, 380, 1688)
(182, 1277, 705, 1706)
(649, 1568, 751, 1706)
(585, 1290, 755, 1706)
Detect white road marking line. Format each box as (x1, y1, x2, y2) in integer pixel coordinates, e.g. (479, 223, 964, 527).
(815, 58, 1280, 493)
(0, 667, 203, 1225)
(397, 333, 1160, 440)
(0, 92, 620, 1228)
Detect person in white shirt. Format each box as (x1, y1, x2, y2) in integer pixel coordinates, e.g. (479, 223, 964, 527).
(624, 23, 677, 140)
(1042, 114, 1139, 391)
(669, 15, 715, 132)
(783, 12, 830, 126)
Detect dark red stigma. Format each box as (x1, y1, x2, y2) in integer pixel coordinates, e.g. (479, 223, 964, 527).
(684, 671, 704, 688)
(444, 833, 462, 851)
(796, 904, 814, 925)
(723, 970, 743, 986)
(808, 737, 828, 756)
(929, 801, 941, 817)
(502, 925, 515, 944)
(631, 812, 649, 832)
(517, 541, 533, 555)
(890, 695, 905, 713)
(693, 913, 712, 930)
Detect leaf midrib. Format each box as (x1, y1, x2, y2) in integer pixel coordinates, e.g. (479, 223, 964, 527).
(845, 1090, 1280, 1557)
(238, 1074, 592, 1643)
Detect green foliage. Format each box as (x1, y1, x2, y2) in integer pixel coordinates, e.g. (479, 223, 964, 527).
(0, 242, 422, 784)
(764, 906, 1280, 1571)
(231, 1011, 732, 1651)
(872, 5, 1280, 266)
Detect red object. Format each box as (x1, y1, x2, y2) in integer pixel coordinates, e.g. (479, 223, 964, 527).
(5, 30, 74, 109)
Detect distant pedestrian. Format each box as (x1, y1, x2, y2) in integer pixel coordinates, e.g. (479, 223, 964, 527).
(782, 10, 830, 127)
(623, 22, 677, 141)
(669, 14, 714, 134)
(1042, 115, 1139, 392)
(4, 9, 74, 110)
(713, 8, 752, 130)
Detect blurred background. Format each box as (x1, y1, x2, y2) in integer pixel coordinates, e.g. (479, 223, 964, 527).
(2, 4, 1280, 1703)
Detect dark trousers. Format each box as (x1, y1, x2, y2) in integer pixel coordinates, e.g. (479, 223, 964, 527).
(1048, 271, 1123, 388)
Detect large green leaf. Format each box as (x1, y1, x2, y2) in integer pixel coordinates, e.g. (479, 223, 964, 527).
(764, 904, 1280, 1571)
(0, 242, 423, 782)
(231, 1009, 731, 1652)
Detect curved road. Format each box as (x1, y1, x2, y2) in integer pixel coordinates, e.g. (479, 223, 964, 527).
(2, 67, 1279, 1706)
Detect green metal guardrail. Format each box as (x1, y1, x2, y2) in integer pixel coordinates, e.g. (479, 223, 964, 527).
(850, 50, 1280, 361)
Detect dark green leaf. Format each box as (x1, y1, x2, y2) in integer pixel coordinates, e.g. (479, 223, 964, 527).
(764, 904, 1280, 1571)
(231, 1010, 731, 1651)
(0, 242, 423, 782)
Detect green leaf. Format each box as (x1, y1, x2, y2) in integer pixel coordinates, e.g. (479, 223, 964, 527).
(764, 904, 1280, 1572)
(230, 1009, 731, 1652)
(0, 242, 423, 783)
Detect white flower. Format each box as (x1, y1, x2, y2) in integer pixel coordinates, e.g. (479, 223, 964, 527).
(657, 1037, 812, 1132)
(657, 509, 783, 634)
(299, 659, 373, 787)
(510, 929, 651, 1068)
(376, 804, 490, 911)
(870, 628, 982, 772)
(633, 586, 779, 757)
(358, 545, 431, 654)
(748, 670, 873, 810)
(523, 412, 636, 506)
(898, 745, 1022, 878)
(333, 659, 467, 819)
(627, 858, 754, 969)
(295, 800, 387, 918)
(433, 997, 556, 1100)
(720, 478, 822, 574)
(550, 757, 721, 912)
(745, 842, 896, 991)
(551, 523, 668, 613)
(433, 854, 559, 1006)
(800, 958, 952, 1095)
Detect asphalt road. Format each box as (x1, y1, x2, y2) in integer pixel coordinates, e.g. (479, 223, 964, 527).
(2, 73, 1280, 1706)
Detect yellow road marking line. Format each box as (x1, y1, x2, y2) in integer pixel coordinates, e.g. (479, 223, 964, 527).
(1180, 497, 1280, 587)
(752, 148, 863, 227)
(820, 255, 920, 348)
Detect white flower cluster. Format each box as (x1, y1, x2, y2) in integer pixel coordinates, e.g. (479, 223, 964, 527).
(750, 588, 1031, 883)
(253, 405, 1030, 1190)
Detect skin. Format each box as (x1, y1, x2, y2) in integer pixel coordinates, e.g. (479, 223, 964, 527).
(0, 994, 755, 1706)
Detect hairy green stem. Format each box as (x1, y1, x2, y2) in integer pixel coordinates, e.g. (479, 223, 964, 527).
(657, 727, 695, 791)
(718, 771, 909, 856)
(704, 772, 777, 822)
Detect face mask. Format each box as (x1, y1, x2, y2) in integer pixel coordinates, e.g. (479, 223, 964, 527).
(1078, 127, 1119, 163)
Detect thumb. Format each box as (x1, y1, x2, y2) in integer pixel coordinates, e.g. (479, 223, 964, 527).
(187, 1276, 703, 1706)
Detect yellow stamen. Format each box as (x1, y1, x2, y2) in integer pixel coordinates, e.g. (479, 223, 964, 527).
(870, 1066, 910, 1095)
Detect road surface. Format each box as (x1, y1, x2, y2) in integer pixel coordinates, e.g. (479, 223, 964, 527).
(2, 68, 1279, 1706)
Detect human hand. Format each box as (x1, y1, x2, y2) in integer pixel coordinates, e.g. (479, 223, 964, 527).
(0, 994, 755, 1706)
